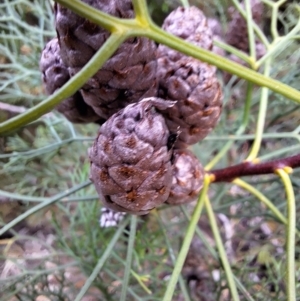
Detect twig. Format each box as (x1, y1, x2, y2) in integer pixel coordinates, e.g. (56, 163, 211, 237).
(210, 154, 300, 182)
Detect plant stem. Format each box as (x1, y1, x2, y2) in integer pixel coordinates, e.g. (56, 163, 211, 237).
(270, 1, 279, 40)
(147, 23, 300, 104)
(156, 213, 192, 301)
(257, 18, 300, 67)
(179, 0, 190, 8)
(104, 268, 145, 300)
(2, 1, 300, 135)
(258, 145, 300, 161)
(0, 189, 98, 203)
(205, 82, 253, 170)
(162, 175, 210, 301)
(233, 179, 287, 226)
(230, 0, 269, 47)
(0, 137, 94, 159)
(275, 169, 296, 301)
(39, 0, 300, 103)
(120, 215, 137, 301)
(0, 33, 125, 135)
(209, 154, 300, 182)
(55, 0, 126, 32)
(246, 58, 272, 161)
(74, 218, 130, 301)
(132, 0, 152, 25)
(245, 0, 256, 60)
(55, 0, 148, 33)
(0, 181, 92, 236)
(181, 207, 255, 301)
(205, 196, 240, 301)
(206, 132, 300, 141)
(213, 39, 252, 65)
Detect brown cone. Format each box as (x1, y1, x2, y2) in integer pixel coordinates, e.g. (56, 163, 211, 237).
(39, 38, 103, 123)
(157, 6, 223, 148)
(55, 0, 158, 121)
(89, 97, 176, 215)
(167, 149, 204, 205)
(226, 0, 265, 56)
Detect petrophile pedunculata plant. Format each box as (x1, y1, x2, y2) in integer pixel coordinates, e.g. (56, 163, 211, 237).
(1, 1, 300, 301)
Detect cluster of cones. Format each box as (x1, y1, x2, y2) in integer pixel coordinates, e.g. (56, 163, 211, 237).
(40, 1, 232, 214)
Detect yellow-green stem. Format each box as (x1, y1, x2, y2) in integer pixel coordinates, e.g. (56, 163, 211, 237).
(0, 33, 126, 135)
(2, 0, 300, 135)
(257, 18, 300, 68)
(132, 0, 152, 25)
(162, 175, 210, 301)
(213, 39, 253, 65)
(74, 218, 130, 301)
(246, 58, 272, 161)
(120, 215, 138, 301)
(205, 82, 253, 170)
(205, 196, 240, 301)
(276, 169, 296, 301)
(245, 0, 256, 60)
(233, 179, 289, 228)
(230, 0, 270, 47)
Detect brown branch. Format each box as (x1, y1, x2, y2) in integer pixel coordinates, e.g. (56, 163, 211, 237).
(209, 154, 300, 182)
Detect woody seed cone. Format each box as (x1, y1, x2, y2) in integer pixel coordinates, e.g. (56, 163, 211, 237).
(55, 0, 158, 121)
(167, 149, 204, 205)
(39, 38, 102, 123)
(89, 98, 176, 214)
(157, 6, 223, 148)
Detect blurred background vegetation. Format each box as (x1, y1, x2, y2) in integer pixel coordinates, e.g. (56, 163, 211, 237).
(0, 0, 300, 300)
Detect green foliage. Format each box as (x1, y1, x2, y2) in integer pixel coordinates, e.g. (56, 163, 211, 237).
(0, 0, 54, 106)
(0, 0, 300, 300)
